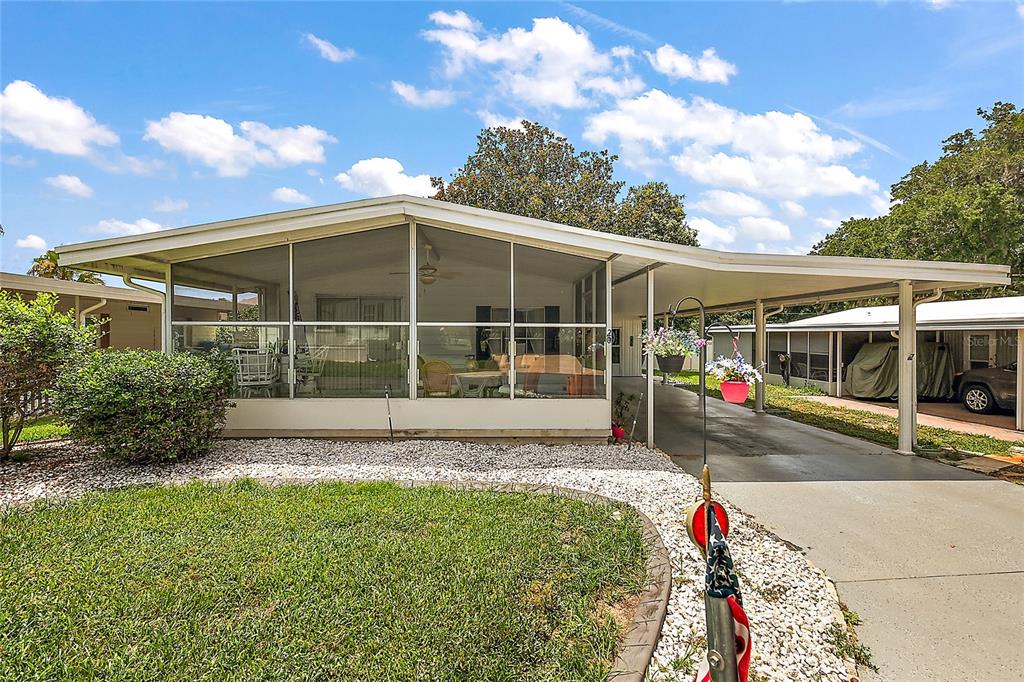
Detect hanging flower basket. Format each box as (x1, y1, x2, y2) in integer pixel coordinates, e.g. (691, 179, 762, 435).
(643, 328, 705, 375)
(706, 353, 762, 404)
(656, 355, 686, 373)
(719, 380, 750, 404)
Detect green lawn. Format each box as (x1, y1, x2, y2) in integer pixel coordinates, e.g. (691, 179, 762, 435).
(15, 416, 69, 444)
(0, 480, 648, 681)
(668, 370, 1023, 458)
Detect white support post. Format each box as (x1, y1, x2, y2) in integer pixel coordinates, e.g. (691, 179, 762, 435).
(1016, 329, 1023, 432)
(827, 331, 834, 396)
(754, 300, 765, 413)
(288, 243, 295, 399)
(836, 331, 844, 398)
(605, 259, 613, 403)
(897, 280, 917, 454)
(646, 269, 655, 449)
(509, 243, 515, 400)
(408, 220, 418, 400)
(163, 266, 172, 355)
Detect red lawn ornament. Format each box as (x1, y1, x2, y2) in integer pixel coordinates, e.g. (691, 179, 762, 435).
(685, 499, 730, 555)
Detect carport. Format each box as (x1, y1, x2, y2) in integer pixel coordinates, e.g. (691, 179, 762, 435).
(609, 252, 1011, 454)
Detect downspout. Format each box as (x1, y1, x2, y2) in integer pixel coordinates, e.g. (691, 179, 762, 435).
(79, 299, 107, 326)
(889, 289, 944, 339)
(122, 275, 167, 352)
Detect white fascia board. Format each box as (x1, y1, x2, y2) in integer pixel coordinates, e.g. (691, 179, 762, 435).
(0, 271, 162, 303)
(56, 194, 1011, 287)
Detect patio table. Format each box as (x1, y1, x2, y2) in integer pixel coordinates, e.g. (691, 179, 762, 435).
(454, 371, 505, 397)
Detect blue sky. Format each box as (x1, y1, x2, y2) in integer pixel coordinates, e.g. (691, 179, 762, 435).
(2, 1, 1021, 276)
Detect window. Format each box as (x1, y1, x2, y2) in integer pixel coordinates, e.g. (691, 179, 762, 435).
(172, 246, 289, 322)
(417, 226, 510, 323)
(514, 327, 606, 398)
(768, 332, 787, 375)
(808, 332, 831, 382)
(173, 324, 289, 398)
(166, 223, 612, 401)
(514, 245, 606, 324)
(293, 227, 408, 322)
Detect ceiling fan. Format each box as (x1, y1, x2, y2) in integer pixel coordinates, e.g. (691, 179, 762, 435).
(388, 244, 459, 285)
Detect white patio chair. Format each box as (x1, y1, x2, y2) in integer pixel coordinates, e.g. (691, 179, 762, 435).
(232, 348, 279, 398)
(296, 345, 330, 396)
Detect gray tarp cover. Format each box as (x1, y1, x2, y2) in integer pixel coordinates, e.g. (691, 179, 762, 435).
(843, 341, 954, 399)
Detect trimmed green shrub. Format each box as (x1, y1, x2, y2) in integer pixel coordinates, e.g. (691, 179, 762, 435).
(53, 350, 234, 462)
(1, 291, 98, 458)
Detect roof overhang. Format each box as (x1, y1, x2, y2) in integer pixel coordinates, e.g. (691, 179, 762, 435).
(0, 271, 162, 304)
(54, 195, 1011, 313)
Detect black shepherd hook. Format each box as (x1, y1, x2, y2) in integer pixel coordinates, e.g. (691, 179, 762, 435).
(668, 297, 710, 467)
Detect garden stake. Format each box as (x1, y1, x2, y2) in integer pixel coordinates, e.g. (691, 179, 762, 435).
(627, 391, 644, 449)
(384, 384, 395, 442)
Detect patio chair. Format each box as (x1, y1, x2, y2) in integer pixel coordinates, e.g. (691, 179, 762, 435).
(295, 345, 330, 396)
(421, 360, 454, 397)
(232, 348, 279, 398)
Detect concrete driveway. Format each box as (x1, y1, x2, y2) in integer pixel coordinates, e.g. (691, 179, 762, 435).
(617, 378, 1024, 681)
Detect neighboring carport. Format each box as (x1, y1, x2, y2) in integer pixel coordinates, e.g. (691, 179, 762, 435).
(609, 252, 1011, 455)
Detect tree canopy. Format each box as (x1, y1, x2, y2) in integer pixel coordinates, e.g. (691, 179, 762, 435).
(813, 102, 1022, 295)
(432, 121, 697, 246)
(28, 249, 103, 284)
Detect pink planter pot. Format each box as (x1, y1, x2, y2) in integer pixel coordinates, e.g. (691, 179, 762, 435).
(611, 425, 626, 441)
(720, 380, 750, 404)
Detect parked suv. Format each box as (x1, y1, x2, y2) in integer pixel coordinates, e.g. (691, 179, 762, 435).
(953, 362, 1018, 414)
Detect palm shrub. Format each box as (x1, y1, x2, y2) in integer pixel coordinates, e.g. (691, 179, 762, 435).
(1, 291, 98, 458)
(53, 350, 235, 462)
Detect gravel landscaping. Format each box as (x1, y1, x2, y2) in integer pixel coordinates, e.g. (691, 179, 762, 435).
(2, 439, 852, 681)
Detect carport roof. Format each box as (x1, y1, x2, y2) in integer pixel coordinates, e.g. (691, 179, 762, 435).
(55, 195, 1011, 314)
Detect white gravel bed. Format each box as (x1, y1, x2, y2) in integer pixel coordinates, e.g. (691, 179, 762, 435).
(2, 439, 849, 681)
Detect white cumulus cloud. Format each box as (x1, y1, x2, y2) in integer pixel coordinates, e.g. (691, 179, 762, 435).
(584, 90, 878, 198)
(391, 81, 457, 108)
(477, 111, 525, 130)
(304, 33, 355, 63)
(87, 218, 163, 237)
(738, 216, 792, 241)
(692, 190, 770, 217)
(646, 44, 736, 84)
(421, 12, 643, 109)
(144, 113, 336, 177)
(0, 80, 118, 156)
(15, 234, 47, 250)
(45, 174, 94, 198)
(689, 217, 736, 250)
(153, 197, 188, 212)
(335, 158, 433, 197)
(271, 186, 313, 204)
(779, 200, 806, 219)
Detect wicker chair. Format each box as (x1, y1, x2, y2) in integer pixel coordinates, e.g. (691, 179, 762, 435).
(421, 360, 454, 397)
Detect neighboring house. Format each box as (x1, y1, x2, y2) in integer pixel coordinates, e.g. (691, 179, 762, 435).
(704, 297, 1023, 431)
(0, 271, 240, 350)
(54, 195, 1010, 448)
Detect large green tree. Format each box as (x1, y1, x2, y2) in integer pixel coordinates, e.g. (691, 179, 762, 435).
(432, 121, 697, 245)
(813, 102, 1023, 295)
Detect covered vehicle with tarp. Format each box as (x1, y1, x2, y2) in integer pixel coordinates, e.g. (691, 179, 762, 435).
(843, 341, 954, 399)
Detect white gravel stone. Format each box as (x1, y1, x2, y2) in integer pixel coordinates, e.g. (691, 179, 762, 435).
(1, 439, 850, 681)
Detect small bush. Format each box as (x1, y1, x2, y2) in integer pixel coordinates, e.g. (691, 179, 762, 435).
(1, 291, 98, 458)
(53, 350, 234, 462)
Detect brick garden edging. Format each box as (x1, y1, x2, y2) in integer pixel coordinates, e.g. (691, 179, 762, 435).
(344, 478, 673, 682)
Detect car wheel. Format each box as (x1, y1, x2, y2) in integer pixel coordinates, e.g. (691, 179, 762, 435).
(962, 384, 995, 414)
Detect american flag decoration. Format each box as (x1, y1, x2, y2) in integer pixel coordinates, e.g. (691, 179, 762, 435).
(695, 505, 752, 682)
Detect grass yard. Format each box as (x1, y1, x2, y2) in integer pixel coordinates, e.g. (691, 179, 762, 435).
(668, 370, 1023, 457)
(14, 416, 68, 444)
(0, 479, 648, 681)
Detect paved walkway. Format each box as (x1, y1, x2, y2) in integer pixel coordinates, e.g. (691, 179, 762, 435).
(799, 394, 1022, 442)
(616, 378, 1024, 681)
